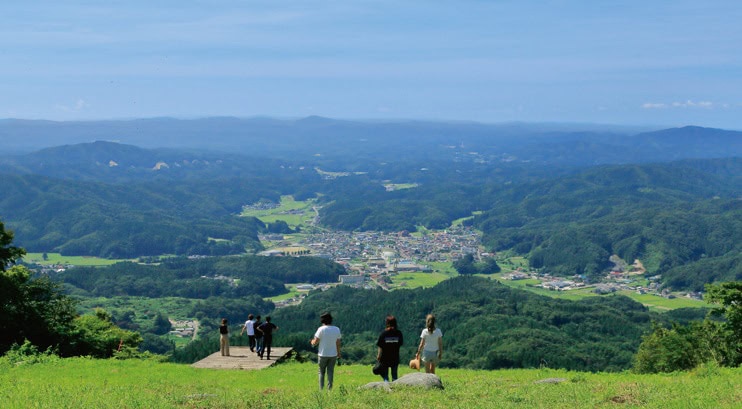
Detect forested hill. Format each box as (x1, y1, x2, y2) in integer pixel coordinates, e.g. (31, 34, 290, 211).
(248, 276, 656, 372)
(0, 140, 320, 183)
(316, 158, 741, 290)
(0, 173, 268, 257)
(59, 256, 344, 300)
(470, 159, 742, 289)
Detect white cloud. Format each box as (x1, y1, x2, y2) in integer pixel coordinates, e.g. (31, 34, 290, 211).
(643, 100, 726, 110)
(671, 100, 714, 108)
(54, 99, 89, 113)
(642, 102, 666, 109)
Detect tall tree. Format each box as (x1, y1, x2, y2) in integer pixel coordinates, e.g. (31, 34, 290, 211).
(705, 281, 742, 366)
(0, 221, 25, 271)
(0, 265, 78, 355)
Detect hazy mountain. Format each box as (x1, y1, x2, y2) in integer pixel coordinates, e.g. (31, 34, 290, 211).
(1, 118, 739, 173)
(0, 140, 310, 182)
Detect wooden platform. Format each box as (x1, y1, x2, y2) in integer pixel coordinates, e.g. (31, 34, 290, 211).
(191, 346, 293, 370)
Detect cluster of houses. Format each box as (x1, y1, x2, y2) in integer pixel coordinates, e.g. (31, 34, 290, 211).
(274, 225, 483, 267)
(504, 266, 701, 301)
(169, 319, 197, 338)
(258, 226, 484, 290)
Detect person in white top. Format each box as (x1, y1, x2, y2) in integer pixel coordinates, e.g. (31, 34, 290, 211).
(311, 312, 342, 390)
(417, 314, 443, 374)
(240, 314, 256, 352)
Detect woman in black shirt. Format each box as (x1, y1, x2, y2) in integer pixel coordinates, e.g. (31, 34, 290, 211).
(219, 318, 230, 356)
(376, 315, 403, 382)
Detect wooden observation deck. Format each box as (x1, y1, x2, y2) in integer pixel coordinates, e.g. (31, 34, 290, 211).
(191, 346, 293, 370)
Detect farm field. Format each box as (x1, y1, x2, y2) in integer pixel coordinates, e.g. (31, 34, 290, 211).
(388, 272, 452, 289)
(22, 252, 127, 266)
(265, 283, 316, 303)
(242, 195, 317, 228)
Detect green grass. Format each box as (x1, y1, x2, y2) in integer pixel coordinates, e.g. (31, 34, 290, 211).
(497, 255, 530, 272)
(489, 276, 596, 301)
(22, 252, 126, 266)
(388, 272, 451, 289)
(618, 291, 710, 311)
(451, 210, 483, 227)
(241, 195, 316, 228)
(266, 284, 305, 302)
(382, 182, 418, 191)
(1, 358, 739, 408)
(427, 261, 458, 275)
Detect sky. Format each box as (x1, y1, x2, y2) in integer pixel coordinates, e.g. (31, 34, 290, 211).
(2, 1, 741, 129)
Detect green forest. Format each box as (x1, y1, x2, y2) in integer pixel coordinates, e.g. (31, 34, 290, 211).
(1, 134, 739, 292)
(59, 255, 345, 299)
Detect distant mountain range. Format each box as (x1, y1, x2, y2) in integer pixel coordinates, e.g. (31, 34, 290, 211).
(1, 118, 739, 168)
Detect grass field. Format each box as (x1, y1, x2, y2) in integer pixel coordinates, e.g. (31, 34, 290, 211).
(427, 261, 459, 275)
(382, 182, 418, 191)
(619, 291, 710, 311)
(241, 195, 317, 228)
(450, 210, 483, 227)
(266, 284, 309, 302)
(388, 272, 452, 289)
(22, 252, 126, 266)
(497, 255, 530, 272)
(1, 357, 739, 408)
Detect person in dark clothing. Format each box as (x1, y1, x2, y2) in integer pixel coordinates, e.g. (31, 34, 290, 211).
(253, 315, 263, 357)
(376, 315, 403, 382)
(256, 316, 278, 359)
(219, 318, 230, 356)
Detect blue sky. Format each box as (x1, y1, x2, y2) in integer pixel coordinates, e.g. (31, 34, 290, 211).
(2, 1, 741, 129)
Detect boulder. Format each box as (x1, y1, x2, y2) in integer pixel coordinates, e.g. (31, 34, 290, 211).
(360, 381, 392, 392)
(391, 372, 444, 390)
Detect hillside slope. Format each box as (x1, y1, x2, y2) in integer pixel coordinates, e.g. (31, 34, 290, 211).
(1, 358, 739, 408)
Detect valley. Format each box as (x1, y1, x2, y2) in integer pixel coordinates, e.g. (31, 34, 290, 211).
(1, 119, 739, 373)
(248, 195, 710, 312)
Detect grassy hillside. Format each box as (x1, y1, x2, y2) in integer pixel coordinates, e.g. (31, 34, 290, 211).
(1, 358, 739, 408)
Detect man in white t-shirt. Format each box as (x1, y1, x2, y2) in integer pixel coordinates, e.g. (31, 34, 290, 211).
(311, 312, 342, 390)
(240, 314, 256, 352)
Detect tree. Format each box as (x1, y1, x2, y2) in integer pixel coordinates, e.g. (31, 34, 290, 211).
(151, 312, 173, 335)
(633, 281, 742, 373)
(0, 219, 142, 357)
(453, 254, 478, 275)
(0, 265, 78, 355)
(705, 281, 742, 366)
(64, 308, 142, 358)
(633, 322, 707, 373)
(477, 257, 501, 274)
(1, 221, 25, 271)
